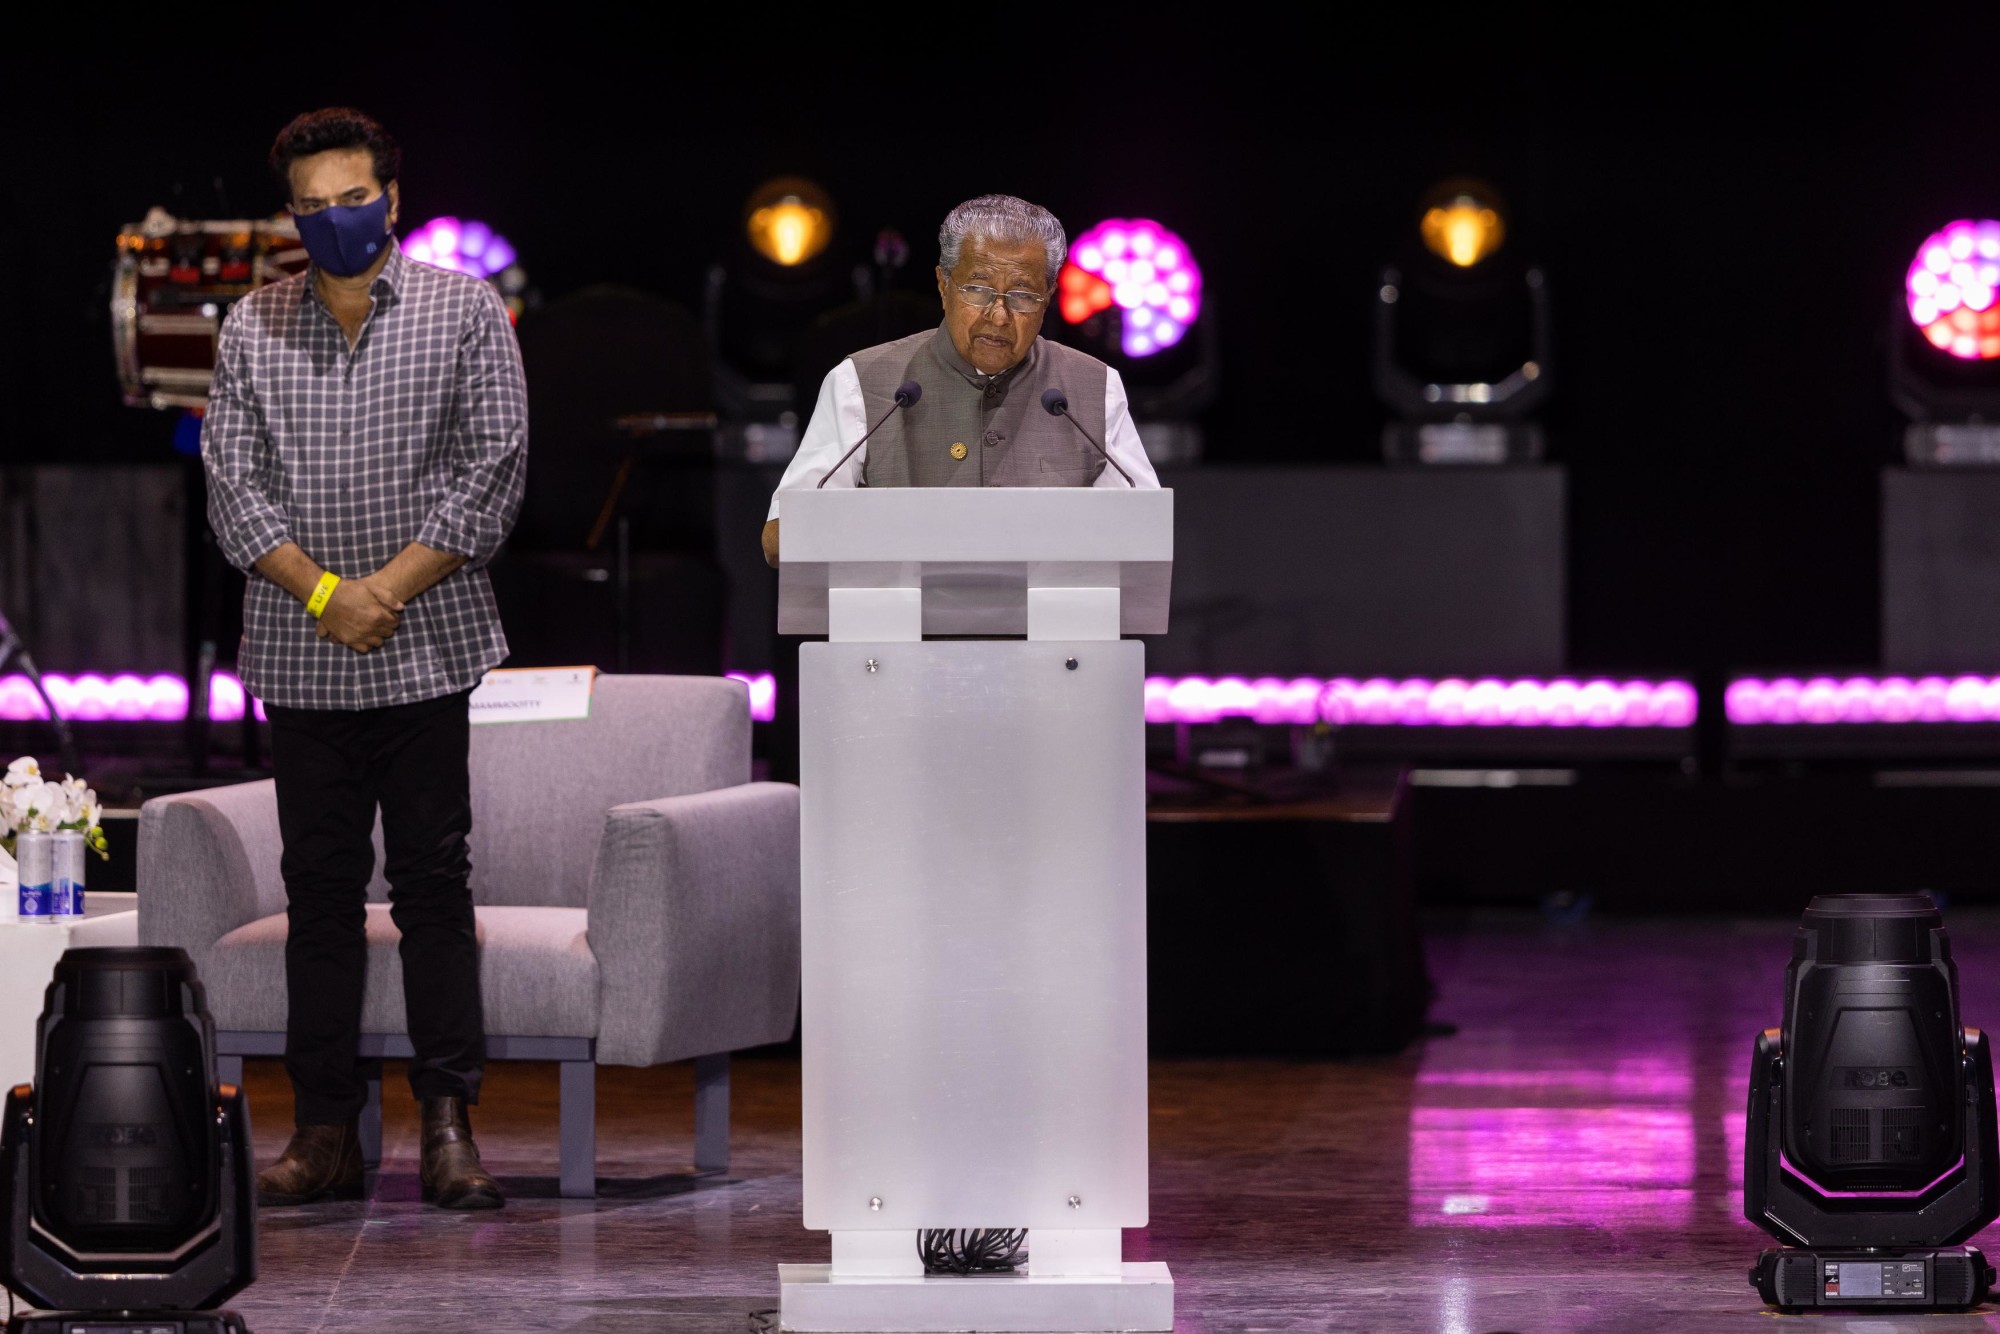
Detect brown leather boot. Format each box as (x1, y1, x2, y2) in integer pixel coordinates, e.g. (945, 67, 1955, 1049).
(420, 1095, 503, 1210)
(257, 1122, 363, 1206)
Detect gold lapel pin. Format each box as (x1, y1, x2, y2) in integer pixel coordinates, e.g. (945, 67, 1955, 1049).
(949, 442, 968, 460)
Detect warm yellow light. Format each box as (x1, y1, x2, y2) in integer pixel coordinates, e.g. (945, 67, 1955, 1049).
(1420, 196, 1505, 268)
(744, 178, 836, 267)
(752, 199, 825, 265)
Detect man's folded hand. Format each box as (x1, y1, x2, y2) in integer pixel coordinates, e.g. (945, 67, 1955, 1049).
(318, 576, 406, 653)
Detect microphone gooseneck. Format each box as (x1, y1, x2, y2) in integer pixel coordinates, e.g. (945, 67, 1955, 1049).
(818, 379, 924, 487)
(1040, 388, 1134, 487)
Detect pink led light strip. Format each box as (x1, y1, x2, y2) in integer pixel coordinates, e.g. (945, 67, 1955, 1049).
(1727, 675, 2000, 725)
(1144, 676, 1697, 728)
(0, 673, 263, 723)
(0, 672, 781, 726)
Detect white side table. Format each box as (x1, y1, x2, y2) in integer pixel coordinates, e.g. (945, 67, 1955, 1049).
(0, 892, 139, 1091)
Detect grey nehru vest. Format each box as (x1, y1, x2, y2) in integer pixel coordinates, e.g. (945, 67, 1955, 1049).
(851, 326, 1110, 488)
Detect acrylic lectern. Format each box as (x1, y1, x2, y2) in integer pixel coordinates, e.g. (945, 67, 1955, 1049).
(775, 487, 1174, 1334)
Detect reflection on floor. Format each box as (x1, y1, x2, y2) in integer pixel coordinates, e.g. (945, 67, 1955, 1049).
(18, 910, 2000, 1331)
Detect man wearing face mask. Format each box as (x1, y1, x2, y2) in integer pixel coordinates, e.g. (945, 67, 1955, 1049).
(200, 107, 527, 1210)
(760, 193, 1159, 566)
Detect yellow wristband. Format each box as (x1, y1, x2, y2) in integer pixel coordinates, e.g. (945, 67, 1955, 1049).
(305, 572, 341, 619)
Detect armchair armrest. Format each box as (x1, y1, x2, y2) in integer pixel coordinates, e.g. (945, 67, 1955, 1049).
(588, 782, 801, 1066)
(137, 780, 286, 975)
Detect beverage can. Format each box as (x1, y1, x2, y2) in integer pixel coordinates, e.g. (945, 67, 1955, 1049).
(52, 830, 85, 920)
(16, 831, 53, 921)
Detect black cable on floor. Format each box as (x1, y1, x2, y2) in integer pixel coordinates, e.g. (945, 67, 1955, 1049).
(917, 1227, 1028, 1275)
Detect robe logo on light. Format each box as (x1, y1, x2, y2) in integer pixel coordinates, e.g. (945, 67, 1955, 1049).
(1906, 220, 2000, 360)
(1059, 219, 1202, 357)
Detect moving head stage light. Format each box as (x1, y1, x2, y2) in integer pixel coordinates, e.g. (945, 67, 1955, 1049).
(1374, 179, 1550, 465)
(2, 948, 255, 1333)
(1745, 894, 1998, 1313)
(1893, 219, 2000, 465)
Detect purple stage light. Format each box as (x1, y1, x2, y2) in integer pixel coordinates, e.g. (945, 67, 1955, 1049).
(1726, 674, 2000, 725)
(1142, 676, 1697, 728)
(1410, 1106, 1695, 1227)
(405, 217, 519, 279)
(727, 671, 778, 723)
(0, 673, 263, 723)
(0, 672, 778, 725)
(1416, 1054, 1694, 1100)
(1061, 218, 1202, 358)
(1906, 220, 2000, 360)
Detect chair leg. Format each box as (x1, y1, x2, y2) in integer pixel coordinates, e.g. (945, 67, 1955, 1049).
(559, 1059, 596, 1199)
(693, 1052, 729, 1174)
(359, 1063, 383, 1171)
(216, 1054, 244, 1092)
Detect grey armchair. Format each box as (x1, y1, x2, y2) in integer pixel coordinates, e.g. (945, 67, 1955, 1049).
(137, 674, 799, 1197)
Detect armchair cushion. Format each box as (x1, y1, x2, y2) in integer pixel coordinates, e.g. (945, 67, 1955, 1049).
(468, 675, 752, 907)
(138, 780, 286, 977)
(203, 904, 597, 1038)
(590, 782, 800, 1066)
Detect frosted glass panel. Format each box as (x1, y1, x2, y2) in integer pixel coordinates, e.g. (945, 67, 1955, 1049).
(800, 640, 1149, 1231)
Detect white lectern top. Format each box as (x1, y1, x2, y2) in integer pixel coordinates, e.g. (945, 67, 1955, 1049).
(777, 488, 1173, 637)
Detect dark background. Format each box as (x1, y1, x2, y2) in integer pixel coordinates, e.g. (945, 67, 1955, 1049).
(1, 20, 1991, 692)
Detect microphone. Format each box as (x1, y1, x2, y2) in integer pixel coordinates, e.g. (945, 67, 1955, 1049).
(1040, 388, 1134, 486)
(817, 380, 923, 487)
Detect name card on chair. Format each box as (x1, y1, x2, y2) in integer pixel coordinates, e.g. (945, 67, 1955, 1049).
(469, 667, 597, 725)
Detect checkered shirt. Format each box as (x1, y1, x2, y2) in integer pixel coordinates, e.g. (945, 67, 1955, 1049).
(202, 241, 528, 711)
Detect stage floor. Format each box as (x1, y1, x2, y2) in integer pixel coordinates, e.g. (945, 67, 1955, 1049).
(20, 910, 2000, 1331)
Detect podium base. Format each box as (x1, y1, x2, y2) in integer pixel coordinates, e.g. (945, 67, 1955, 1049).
(777, 1261, 1174, 1331)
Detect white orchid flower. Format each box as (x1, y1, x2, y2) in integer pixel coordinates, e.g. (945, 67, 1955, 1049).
(22, 781, 69, 831)
(3, 756, 40, 788)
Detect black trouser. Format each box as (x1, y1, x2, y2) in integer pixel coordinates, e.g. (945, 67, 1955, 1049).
(267, 689, 483, 1126)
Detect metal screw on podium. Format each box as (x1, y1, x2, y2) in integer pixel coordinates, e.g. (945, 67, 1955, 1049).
(869, 1196, 883, 1211)
(1067, 1194, 1082, 1209)
(1065, 657, 1078, 670)
(865, 659, 878, 673)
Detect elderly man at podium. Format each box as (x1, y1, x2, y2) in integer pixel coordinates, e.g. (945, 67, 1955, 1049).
(761, 193, 1159, 565)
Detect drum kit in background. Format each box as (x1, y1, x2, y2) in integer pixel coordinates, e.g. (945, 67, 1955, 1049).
(111, 207, 308, 411)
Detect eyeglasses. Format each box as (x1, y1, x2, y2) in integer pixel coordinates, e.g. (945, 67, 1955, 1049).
(952, 282, 1048, 314)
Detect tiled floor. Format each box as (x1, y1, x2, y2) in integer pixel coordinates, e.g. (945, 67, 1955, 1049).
(18, 909, 2000, 1330)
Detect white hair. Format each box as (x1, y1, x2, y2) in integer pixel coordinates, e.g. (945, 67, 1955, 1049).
(938, 194, 1068, 286)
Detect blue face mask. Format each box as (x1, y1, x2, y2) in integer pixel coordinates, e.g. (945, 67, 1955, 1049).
(294, 191, 392, 277)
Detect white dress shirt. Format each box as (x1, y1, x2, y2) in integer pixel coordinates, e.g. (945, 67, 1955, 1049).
(766, 359, 1159, 519)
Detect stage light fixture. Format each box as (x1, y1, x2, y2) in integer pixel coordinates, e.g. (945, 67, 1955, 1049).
(1060, 219, 1204, 358)
(1420, 190, 1505, 269)
(2, 947, 256, 1332)
(744, 178, 835, 268)
(404, 216, 529, 319)
(1890, 219, 2000, 463)
(1726, 673, 2000, 726)
(1047, 217, 1217, 449)
(1141, 675, 1695, 728)
(1745, 894, 1999, 1313)
(707, 177, 857, 422)
(1904, 220, 2000, 361)
(1375, 179, 1549, 464)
